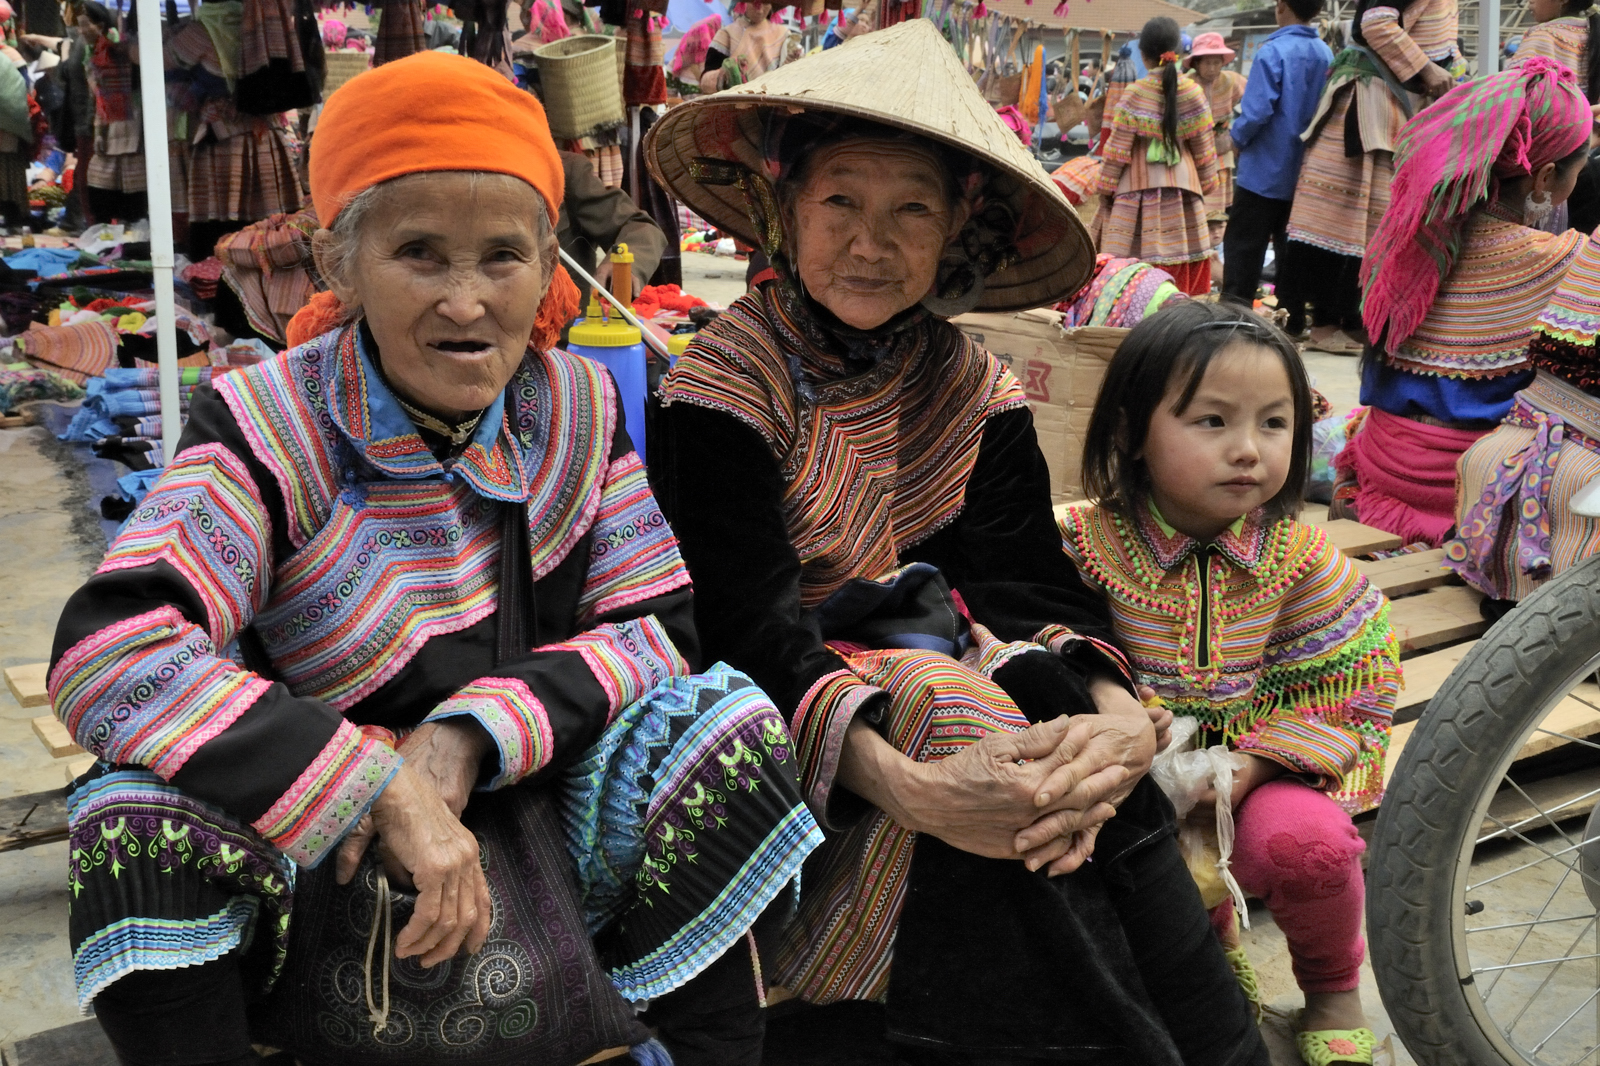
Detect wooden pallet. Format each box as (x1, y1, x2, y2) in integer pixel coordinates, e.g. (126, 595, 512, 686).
(4, 662, 49, 707)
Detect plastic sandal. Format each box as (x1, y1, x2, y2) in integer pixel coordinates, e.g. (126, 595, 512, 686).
(1303, 329, 1366, 356)
(1296, 1027, 1377, 1065)
(1224, 944, 1264, 1024)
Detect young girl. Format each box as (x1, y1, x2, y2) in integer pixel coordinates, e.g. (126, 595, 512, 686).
(1060, 300, 1400, 1066)
(1093, 16, 1219, 297)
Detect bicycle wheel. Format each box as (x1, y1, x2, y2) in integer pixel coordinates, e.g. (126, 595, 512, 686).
(1369, 553, 1600, 1066)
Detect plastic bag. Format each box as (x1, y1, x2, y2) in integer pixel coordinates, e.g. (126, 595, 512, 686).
(1149, 715, 1251, 922)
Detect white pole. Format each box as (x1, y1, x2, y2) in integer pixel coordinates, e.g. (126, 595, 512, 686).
(132, 0, 181, 462)
(1481, 0, 1500, 76)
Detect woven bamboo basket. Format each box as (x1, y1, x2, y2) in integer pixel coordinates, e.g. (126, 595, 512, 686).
(533, 35, 624, 140)
(322, 52, 372, 98)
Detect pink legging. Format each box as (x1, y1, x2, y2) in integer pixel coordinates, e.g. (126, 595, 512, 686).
(1208, 778, 1367, 994)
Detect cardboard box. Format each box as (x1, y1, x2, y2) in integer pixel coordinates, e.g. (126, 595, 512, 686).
(953, 309, 1128, 504)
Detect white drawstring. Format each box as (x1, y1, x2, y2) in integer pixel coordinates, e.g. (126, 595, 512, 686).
(746, 929, 767, 1009)
(364, 869, 393, 1038)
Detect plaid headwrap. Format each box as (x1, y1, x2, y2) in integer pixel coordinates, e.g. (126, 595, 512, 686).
(1363, 57, 1591, 351)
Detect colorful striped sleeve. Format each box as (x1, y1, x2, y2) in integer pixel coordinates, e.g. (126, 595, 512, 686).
(1242, 535, 1400, 813)
(1361, 3, 1431, 81)
(49, 389, 400, 869)
(575, 449, 693, 626)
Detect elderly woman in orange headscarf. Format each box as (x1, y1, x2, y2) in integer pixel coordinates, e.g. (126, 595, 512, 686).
(47, 52, 819, 1066)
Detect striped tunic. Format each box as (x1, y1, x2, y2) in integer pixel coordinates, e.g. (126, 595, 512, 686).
(1060, 501, 1399, 813)
(1513, 15, 1590, 93)
(1288, 0, 1460, 257)
(1385, 209, 1586, 379)
(1195, 69, 1247, 232)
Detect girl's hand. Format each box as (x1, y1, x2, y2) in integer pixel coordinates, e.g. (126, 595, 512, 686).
(1138, 685, 1173, 752)
(1188, 751, 1285, 823)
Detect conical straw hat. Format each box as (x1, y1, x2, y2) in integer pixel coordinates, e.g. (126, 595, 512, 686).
(645, 19, 1094, 313)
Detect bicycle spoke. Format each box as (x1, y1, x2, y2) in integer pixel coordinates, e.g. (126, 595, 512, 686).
(1473, 950, 1600, 975)
(1480, 852, 1582, 1000)
(1527, 727, 1600, 756)
(1531, 983, 1600, 1056)
(1500, 775, 1585, 849)
(1468, 834, 1600, 893)
(1469, 913, 1596, 934)
(1501, 913, 1596, 1035)
(1480, 784, 1600, 846)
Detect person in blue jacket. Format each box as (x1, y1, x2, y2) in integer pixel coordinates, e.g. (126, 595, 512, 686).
(1219, 0, 1334, 334)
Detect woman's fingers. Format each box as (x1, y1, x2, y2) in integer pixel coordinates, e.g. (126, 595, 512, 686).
(1045, 825, 1103, 877)
(1013, 800, 1116, 854)
(335, 814, 376, 885)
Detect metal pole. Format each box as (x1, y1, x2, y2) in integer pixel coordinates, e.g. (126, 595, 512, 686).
(133, 0, 181, 462)
(1481, 0, 1500, 76)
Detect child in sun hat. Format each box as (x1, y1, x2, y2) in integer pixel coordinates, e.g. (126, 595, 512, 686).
(1061, 299, 1399, 1065)
(1186, 32, 1246, 249)
(1093, 16, 1220, 297)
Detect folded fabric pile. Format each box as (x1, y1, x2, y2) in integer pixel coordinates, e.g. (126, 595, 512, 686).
(216, 209, 319, 345)
(61, 366, 216, 470)
(179, 257, 225, 301)
(0, 363, 84, 411)
(100, 468, 164, 523)
(632, 283, 708, 319)
(1056, 253, 1184, 328)
(3, 246, 100, 279)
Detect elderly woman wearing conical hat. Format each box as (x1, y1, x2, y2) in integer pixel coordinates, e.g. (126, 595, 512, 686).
(47, 52, 823, 1065)
(649, 21, 1270, 1065)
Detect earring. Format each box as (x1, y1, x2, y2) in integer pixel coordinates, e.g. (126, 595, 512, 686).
(1525, 189, 1554, 227)
(920, 248, 986, 318)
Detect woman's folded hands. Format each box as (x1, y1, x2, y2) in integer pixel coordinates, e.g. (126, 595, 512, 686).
(334, 720, 496, 968)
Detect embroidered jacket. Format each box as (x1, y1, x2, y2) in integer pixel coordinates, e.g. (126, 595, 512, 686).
(50, 326, 694, 868)
(1060, 501, 1399, 812)
(1097, 71, 1220, 198)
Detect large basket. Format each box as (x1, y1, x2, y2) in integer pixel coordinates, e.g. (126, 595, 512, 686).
(534, 35, 625, 140)
(322, 52, 371, 98)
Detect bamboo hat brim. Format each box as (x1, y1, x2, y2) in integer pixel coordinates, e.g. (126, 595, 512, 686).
(644, 19, 1095, 313)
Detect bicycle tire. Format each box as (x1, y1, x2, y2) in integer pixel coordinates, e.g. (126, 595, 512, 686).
(1367, 553, 1600, 1066)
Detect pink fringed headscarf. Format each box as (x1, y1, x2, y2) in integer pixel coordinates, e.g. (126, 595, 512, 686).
(671, 13, 721, 75)
(528, 0, 571, 43)
(1363, 58, 1591, 351)
(321, 18, 347, 48)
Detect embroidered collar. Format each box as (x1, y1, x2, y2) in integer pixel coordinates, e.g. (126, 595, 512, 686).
(1136, 498, 1268, 572)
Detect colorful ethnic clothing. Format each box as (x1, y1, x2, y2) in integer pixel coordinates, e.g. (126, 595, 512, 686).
(1513, 15, 1592, 93)
(1094, 70, 1219, 274)
(1056, 253, 1185, 328)
(1287, 0, 1461, 258)
(1447, 236, 1600, 599)
(1195, 69, 1247, 239)
(1374, 208, 1586, 381)
(658, 280, 1186, 1031)
(51, 322, 821, 1012)
(1059, 501, 1399, 813)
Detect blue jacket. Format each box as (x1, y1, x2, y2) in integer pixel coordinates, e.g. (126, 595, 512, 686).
(1230, 25, 1334, 201)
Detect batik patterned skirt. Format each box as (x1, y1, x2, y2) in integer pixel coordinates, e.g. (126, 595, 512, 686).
(67, 664, 821, 1015)
(1093, 186, 1211, 269)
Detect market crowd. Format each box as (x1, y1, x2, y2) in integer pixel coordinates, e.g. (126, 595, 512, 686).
(26, 0, 1600, 1062)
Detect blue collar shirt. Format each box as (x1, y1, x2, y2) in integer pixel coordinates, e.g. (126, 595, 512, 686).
(1230, 24, 1335, 202)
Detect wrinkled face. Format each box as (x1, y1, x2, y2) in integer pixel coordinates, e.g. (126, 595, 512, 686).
(1193, 55, 1225, 80)
(787, 139, 970, 330)
(1138, 343, 1294, 540)
(319, 172, 552, 422)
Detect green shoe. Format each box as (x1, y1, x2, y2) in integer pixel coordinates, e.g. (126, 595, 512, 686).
(1223, 943, 1264, 1024)
(1296, 1028, 1376, 1065)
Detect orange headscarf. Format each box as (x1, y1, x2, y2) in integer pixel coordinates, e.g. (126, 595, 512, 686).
(293, 51, 580, 350)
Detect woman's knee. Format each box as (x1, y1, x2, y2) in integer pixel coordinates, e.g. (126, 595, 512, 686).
(1231, 779, 1364, 902)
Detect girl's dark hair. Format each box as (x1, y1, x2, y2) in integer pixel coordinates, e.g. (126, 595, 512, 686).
(79, 0, 114, 29)
(1139, 17, 1182, 149)
(1080, 299, 1315, 521)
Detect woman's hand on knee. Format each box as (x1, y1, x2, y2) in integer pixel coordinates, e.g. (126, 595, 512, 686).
(397, 719, 493, 819)
(337, 763, 493, 967)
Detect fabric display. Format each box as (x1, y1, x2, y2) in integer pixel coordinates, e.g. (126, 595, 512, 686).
(373, 0, 427, 65)
(235, 0, 325, 114)
(631, 283, 706, 319)
(17, 319, 119, 384)
(4, 246, 99, 277)
(215, 208, 318, 344)
(178, 256, 224, 300)
(0, 363, 84, 411)
(60, 366, 211, 445)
